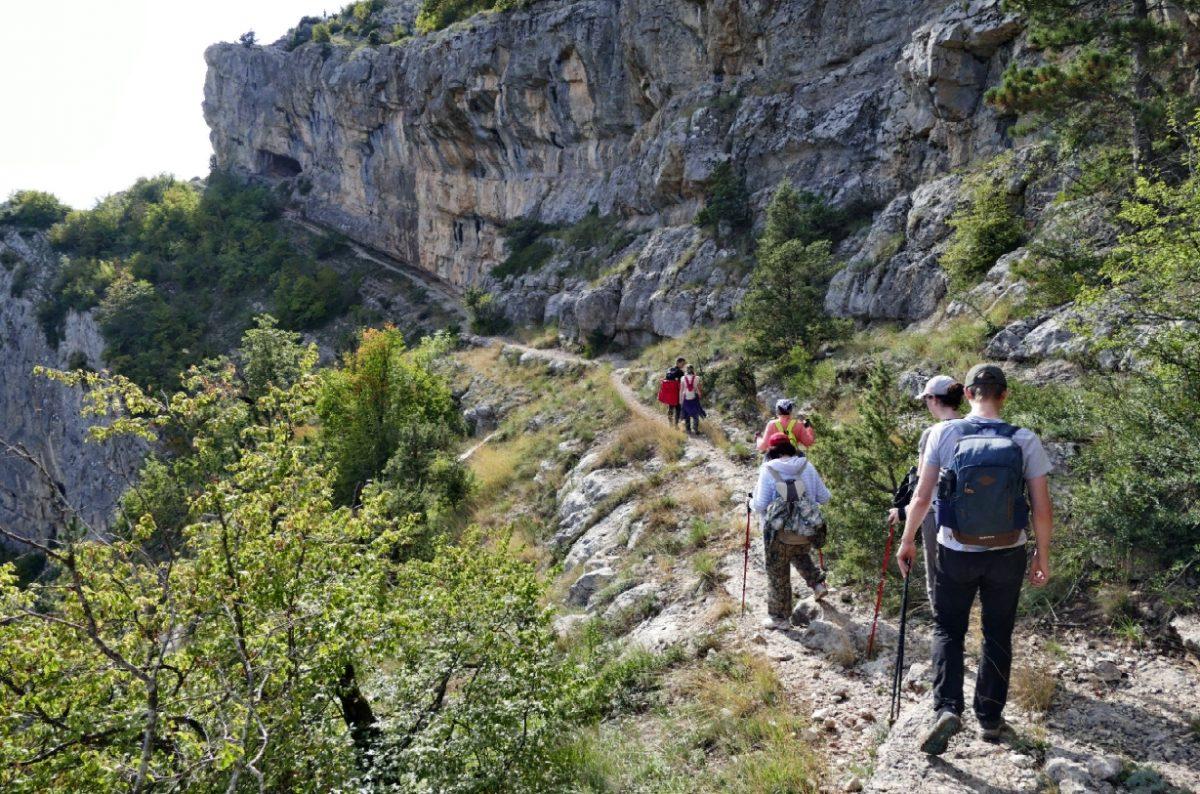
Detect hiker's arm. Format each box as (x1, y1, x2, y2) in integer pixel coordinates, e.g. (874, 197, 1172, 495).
(796, 421, 815, 448)
(751, 467, 772, 515)
(755, 422, 772, 451)
(1027, 475, 1053, 587)
(896, 462, 937, 576)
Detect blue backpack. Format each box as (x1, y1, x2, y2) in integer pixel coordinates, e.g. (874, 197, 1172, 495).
(935, 419, 1029, 547)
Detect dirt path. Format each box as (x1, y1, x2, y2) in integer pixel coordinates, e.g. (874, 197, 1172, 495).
(465, 338, 1200, 792)
(284, 212, 468, 322)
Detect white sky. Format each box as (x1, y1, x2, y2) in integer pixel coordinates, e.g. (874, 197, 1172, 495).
(0, 1, 325, 209)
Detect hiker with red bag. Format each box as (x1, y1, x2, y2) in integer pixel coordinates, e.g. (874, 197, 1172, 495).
(657, 357, 686, 428)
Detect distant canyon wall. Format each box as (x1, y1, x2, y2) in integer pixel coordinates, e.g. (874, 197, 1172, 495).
(204, 0, 1024, 337)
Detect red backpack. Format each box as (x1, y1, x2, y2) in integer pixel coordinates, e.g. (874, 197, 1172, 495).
(657, 379, 681, 405)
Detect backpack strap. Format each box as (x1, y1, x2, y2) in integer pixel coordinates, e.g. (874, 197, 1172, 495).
(959, 418, 1020, 438)
(766, 465, 804, 502)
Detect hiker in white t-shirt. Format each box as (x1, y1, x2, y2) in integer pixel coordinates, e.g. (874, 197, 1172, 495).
(888, 375, 966, 605)
(896, 364, 1054, 756)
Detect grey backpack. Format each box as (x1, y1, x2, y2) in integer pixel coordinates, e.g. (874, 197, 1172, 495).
(764, 463, 826, 546)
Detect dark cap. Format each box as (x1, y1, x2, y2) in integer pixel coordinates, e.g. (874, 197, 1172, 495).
(965, 363, 1008, 390)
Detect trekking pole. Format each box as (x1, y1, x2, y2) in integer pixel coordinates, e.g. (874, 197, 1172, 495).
(890, 572, 911, 725)
(866, 516, 897, 658)
(740, 492, 752, 614)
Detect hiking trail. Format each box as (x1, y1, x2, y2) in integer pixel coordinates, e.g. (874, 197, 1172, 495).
(459, 337, 1200, 793)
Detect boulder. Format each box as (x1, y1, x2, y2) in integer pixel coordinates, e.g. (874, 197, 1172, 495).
(567, 567, 616, 607)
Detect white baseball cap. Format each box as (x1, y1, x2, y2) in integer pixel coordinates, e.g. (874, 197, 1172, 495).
(918, 375, 957, 398)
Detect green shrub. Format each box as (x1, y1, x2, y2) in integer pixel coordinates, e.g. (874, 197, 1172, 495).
(695, 161, 753, 242)
(0, 250, 19, 269)
(273, 265, 358, 330)
(464, 286, 510, 334)
(760, 181, 851, 249)
(311, 22, 331, 42)
(811, 364, 918, 586)
(37, 258, 116, 344)
(0, 190, 70, 229)
(313, 231, 348, 259)
(38, 171, 357, 387)
(941, 173, 1024, 291)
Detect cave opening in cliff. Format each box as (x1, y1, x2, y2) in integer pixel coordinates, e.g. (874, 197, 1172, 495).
(257, 149, 303, 178)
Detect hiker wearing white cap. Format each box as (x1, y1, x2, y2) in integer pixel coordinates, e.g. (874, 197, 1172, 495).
(755, 398, 815, 452)
(888, 375, 965, 604)
(898, 364, 1055, 756)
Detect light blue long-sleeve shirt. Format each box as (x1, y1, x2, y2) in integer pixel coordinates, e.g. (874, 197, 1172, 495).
(752, 455, 831, 516)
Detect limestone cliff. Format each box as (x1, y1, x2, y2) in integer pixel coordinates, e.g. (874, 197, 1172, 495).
(0, 231, 141, 549)
(204, 0, 1025, 340)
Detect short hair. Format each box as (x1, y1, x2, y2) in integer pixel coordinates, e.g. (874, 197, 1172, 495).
(967, 382, 1006, 401)
(676, 357, 686, 364)
(932, 383, 965, 410)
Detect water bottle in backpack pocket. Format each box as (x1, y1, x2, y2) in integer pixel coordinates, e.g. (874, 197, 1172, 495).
(935, 419, 1029, 547)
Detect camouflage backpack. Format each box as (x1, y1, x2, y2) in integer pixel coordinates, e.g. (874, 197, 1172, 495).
(764, 463, 826, 547)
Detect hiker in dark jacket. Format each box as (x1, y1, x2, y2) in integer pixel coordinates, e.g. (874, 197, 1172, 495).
(889, 375, 965, 604)
(897, 364, 1054, 756)
(752, 432, 831, 630)
(664, 357, 686, 428)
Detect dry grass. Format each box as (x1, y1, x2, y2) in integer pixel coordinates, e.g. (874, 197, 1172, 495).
(468, 443, 522, 498)
(699, 421, 730, 449)
(692, 551, 725, 593)
(675, 481, 723, 516)
(707, 595, 737, 623)
(1012, 662, 1057, 715)
(456, 343, 501, 372)
(595, 416, 685, 469)
(1096, 583, 1132, 621)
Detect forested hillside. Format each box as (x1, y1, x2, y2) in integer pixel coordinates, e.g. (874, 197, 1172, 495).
(3, 0, 1200, 791)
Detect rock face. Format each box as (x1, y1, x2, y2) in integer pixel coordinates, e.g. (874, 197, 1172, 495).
(0, 231, 141, 549)
(204, 0, 1026, 336)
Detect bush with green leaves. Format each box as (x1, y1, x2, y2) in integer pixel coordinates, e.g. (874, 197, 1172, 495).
(0, 190, 70, 229)
(42, 171, 359, 387)
(36, 258, 116, 345)
(811, 364, 918, 585)
(317, 326, 467, 513)
(1061, 151, 1200, 580)
(464, 285, 510, 334)
(941, 172, 1023, 292)
(0, 323, 583, 791)
(695, 161, 752, 243)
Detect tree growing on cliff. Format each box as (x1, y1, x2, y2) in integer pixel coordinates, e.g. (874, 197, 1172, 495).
(0, 190, 70, 229)
(695, 161, 753, 244)
(987, 0, 1200, 173)
(737, 182, 848, 372)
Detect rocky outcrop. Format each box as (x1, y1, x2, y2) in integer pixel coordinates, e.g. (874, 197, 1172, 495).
(0, 231, 141, 549)
(205, 0, 1026, 334)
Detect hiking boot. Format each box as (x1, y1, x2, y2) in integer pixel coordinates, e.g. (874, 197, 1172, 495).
(979, 719, 1011, 743)
(919, 711, 961, 756)
(812, 582, 829, 602)
(761, 615, 790, 631)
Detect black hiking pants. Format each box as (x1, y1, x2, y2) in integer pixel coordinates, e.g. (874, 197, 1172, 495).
(931, 544, 1026, 727)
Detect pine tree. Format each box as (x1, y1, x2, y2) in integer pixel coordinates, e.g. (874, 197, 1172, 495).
(738, 182, 847, 369)
(987, 0, 1200, 172)
(812, 364, 918, 582)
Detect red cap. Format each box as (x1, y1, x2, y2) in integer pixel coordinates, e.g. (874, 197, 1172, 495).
(766, 432, 790, 448)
